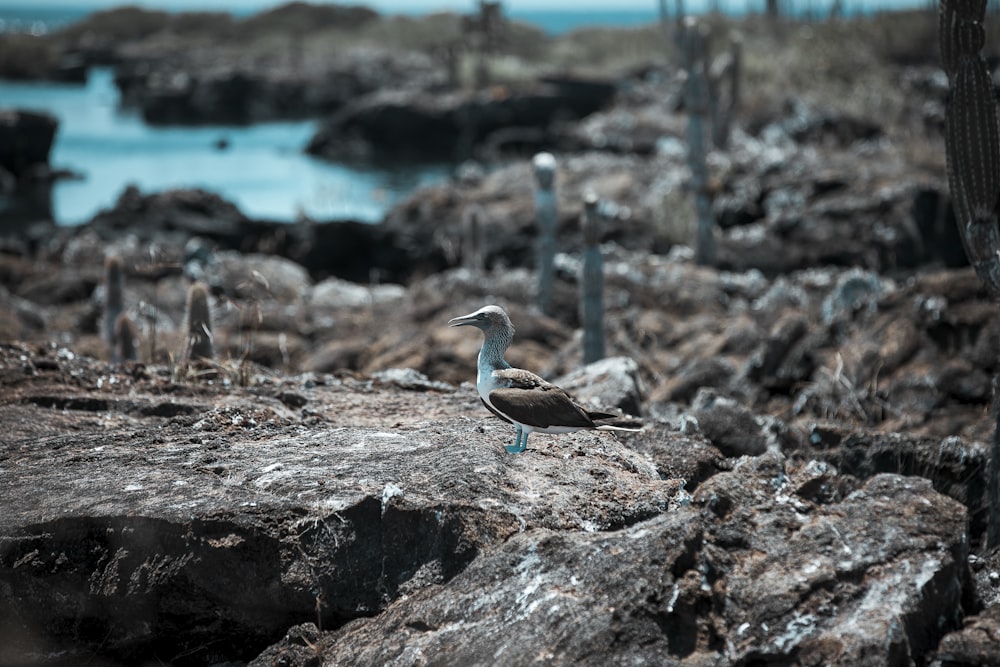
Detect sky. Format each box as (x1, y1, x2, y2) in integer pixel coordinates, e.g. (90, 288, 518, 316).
(11, 0, 657, 10)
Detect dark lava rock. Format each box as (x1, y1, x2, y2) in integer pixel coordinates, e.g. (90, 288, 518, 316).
(0, 357, 676, 666)
(652, 356, 737, 403)
(930, 605, 1000, 667)
(88, 186, 251, 244)
(0, 110, 58, 180)
(0, 250, 993, 666)
(0, 110, 60, 228)
(689, 387, 777, 457)
(806, 423, 991, 542)
(254, 456, 969, 667)
(82, 186, 415, 283)
(764, 103, 884, 146)
(552, 355, 644, 417)
(306, 76, 617, 162)
(113, 44, 444, 125)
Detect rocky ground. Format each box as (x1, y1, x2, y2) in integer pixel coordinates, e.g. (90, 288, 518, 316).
(3, 3, 1000, 667)
(2, 230, 1000, 666)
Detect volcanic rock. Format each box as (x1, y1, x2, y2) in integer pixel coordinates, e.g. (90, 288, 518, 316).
(252, 456, 969, 667)
(0, 110, 58, 181)
(0, 353, 677, 665)
(306, 77, 617, 163)
(0, 110, 60, 229)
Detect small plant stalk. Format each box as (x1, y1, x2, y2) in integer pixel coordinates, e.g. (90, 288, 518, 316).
(533, 152, 558, 315)
(580, 192, 605, 365)
(103, 256, 125, 361)
(462, 205, 485, 273)
(709, 33, 742, 150)
(114, 313, 140, 363)
(184, 282, 214, 362)
(682, 18, 717, 267)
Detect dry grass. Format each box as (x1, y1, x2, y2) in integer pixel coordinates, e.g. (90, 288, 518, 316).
(56, 6, 173, 41)
(545, 24, 669, 75)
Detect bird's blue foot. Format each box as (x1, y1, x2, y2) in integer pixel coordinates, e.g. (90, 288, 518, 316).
(505, 427, 528, 453)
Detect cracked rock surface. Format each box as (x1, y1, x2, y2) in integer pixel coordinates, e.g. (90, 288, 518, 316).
(0, 346, 981, 666)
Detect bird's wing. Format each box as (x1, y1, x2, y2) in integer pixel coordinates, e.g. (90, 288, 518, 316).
(481, 397, 512, 423)
(586, 409, 619, 420)
(492, 368, 548, 390)
(492, 368, 620, 426)
(489, 369, 595, 429)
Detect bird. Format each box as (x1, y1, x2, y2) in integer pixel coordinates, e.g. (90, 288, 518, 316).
(448, 304, 638, 453)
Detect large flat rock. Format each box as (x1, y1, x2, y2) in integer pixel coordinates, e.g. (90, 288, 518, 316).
(0, 347, 978, 666)
(0, 364, 679, 665)
(254, 460, 970, 667)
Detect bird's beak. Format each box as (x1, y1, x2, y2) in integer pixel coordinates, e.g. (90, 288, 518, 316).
(448, 312, 479, 327)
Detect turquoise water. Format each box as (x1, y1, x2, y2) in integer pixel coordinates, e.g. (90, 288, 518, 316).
(1, 68, 450, 225)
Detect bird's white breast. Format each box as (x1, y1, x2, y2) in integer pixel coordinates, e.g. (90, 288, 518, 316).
(475, 356, 501, 406)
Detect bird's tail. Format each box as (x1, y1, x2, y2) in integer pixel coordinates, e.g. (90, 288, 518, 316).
(595, 424, 643, 433)
(590, 411, 643, 432)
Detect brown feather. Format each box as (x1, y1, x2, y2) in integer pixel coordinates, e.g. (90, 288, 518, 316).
(489, 367, 598, 429)
(493, 368, 547, 389)
(481, 397, 512, 423)
(490, 368, 616, 426)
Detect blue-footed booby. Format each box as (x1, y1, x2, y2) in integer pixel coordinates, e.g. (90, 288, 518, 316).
(449, 304, 636, 453)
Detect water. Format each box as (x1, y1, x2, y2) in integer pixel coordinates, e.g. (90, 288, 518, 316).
(1, 68, 450, 225)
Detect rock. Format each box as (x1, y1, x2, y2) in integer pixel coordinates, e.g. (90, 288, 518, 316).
(805, 424, 991, 542)
(0, 110, 58, 180)
(877, 316, 921, 373)
(743, 313, 817, 392)
(301, 219, 416, 284)
(689, 387, 779, 457)
(81, 188, 422, 283)
(311, 276, 405, 310)
(652, 356, 737, 403)
(302, 338, 370, 374)
(761, 101, 883, 146)
(15, 264, 102, 306)
(239, 2, 378, 35)
(99, 6, 438, 126)
(306, 77, 616, 162)
(372, 367, 454, 392)
(820, 267, 884, 325)
(138, 69, 264, 125)
(211, 251, 311, 303)
(624, 423, 727, 487)
(381, 127, 955, 283)
(930, 606, 1000, 667)
(0, 110, 59, 227)
(0, 353, 679, 665)
(0, 286, 47, 341)
(935, 358, 993, 403)
(254, 456, 968, 667)
(88, 187, 251, 246)
(552, 355, 643, 416)
(127, 57, 409, 126)
(969, 546, 1000, 609)
(566, 99, 688, 155)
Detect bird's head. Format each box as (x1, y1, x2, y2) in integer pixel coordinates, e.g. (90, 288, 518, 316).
(448, 305, 514, 335)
